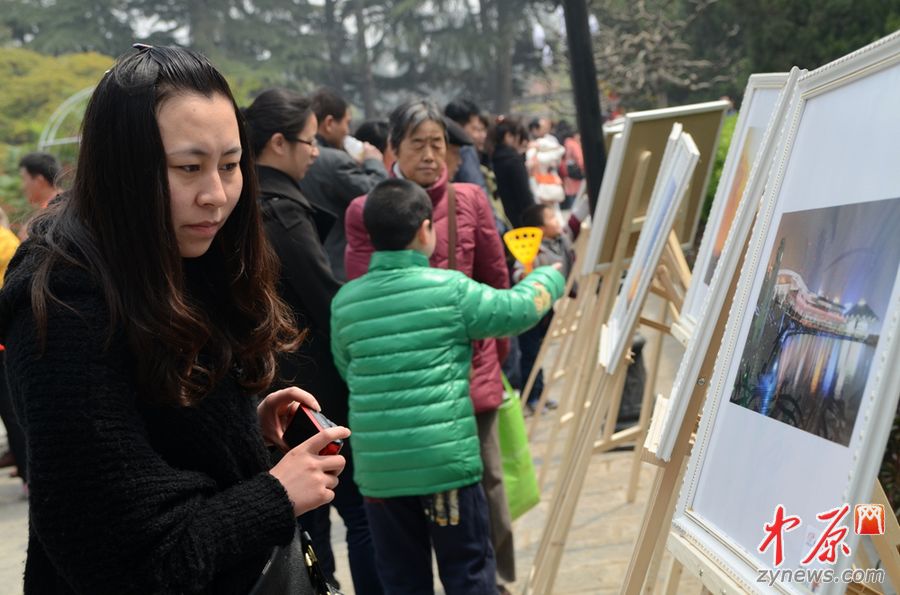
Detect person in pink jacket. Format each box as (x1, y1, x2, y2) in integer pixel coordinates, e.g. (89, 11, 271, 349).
(344, 99, 517, 592)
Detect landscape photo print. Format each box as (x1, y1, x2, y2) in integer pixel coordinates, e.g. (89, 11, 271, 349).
(729, 198, 900, 446)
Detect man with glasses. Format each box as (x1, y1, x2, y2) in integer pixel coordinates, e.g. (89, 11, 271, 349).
(299, 88, 388, 281)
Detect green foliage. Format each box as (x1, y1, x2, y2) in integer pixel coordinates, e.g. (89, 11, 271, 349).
(0, 0, 544, 116)
(734, 0, 900, 72)
(0, 48, 111, 145)
(0, 47, 110, 224)
(0, 146, 31, 233)
(4, 0, 133, 57)
(701, 112, 737, 224)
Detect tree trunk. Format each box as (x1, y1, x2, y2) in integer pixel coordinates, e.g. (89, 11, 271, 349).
(323, 0, 341, 87)
(353, 0, 375, 118)
(477, 0, 498, 108)
(494, 0, 515, 113)
(187, 0, 222, 60)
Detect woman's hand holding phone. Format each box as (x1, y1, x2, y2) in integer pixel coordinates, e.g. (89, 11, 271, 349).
(259, 387, 351, 516)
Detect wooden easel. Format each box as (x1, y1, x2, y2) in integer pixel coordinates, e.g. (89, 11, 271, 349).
(533, 229, 690, 496)
(620, 244, 744, 594)
(517, 220, 592, 431)
(589, 232, 691, 505)
(517, 180, 594, 421)
(524, 180, 696, 594)
(523, 353, 629, 594)
(528, 151, 651, 488)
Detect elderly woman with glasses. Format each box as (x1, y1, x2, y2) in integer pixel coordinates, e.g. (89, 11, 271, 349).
(344, 99, 518, 594)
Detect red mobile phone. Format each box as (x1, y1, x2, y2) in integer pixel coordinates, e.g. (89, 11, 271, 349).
(283, 405, 344, 455)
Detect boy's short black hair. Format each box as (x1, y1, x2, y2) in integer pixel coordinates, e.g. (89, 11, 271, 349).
(364, 179, 433, 251)
(521, 203, 549, 228)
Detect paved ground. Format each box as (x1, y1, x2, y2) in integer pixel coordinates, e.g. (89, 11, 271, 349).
(0, 324, 704, 594)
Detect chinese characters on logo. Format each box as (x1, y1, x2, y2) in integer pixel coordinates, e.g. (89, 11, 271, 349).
(758, 503, 882, 568)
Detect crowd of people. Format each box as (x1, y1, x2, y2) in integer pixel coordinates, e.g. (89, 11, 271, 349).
(0, 45, 588, 595)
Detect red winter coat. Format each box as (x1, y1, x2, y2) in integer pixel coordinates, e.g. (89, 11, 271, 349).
(344, 166, 511, 413)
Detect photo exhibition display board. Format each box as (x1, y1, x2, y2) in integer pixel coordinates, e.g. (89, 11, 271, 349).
(649, 69, 802, 462)
(599, 124, 700, 369)
(672, 32, 900, 594)
(674, 73, 791, 342)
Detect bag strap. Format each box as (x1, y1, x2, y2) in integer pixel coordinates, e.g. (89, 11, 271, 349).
(447, 183, 458, 271)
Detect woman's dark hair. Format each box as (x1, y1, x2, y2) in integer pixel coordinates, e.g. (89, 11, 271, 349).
(444, 97, 481, 126)
(388, 99, 447, 154)
(242, 88, 314, 157)
(354, 120, 389, 154)
(29, 45, 301, 406)
(554, 119, 576, 143)
(491, 116, 528, 150)
(363, 179, 433, 251)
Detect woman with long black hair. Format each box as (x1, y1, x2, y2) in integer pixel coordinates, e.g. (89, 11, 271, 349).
(0, 46, 348, 594)
(243, 88, 383, 594)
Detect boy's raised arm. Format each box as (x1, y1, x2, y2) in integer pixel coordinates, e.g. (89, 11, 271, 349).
(458, 266, 565, 340)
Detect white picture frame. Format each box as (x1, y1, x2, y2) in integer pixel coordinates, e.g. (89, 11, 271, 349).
(649, 68, 803, 462)
(582, 100, 728, 276)
(599, 124, 700, 369)
(582, 101, 728, 274)
(673, 73, 792, 345)
(672, 32, 900, 595)
(581, 131, 624, 276)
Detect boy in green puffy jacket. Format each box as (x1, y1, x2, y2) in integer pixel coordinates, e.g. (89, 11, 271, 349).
(330, 178, 564, 595)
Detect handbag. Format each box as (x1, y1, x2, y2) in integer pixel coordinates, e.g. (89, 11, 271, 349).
(248, 528, 343, 595)
(497, 374, 541, 520)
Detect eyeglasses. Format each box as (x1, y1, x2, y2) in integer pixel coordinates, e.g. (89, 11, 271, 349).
(288, 137, 316, 147)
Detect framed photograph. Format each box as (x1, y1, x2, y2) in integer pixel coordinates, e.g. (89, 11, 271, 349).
(599, 124, 700, 369)
(673, 73, 792, 343)
(590, 100, 729, 268)
(650, 69, 803, 462)
(672, 32, 900, 595)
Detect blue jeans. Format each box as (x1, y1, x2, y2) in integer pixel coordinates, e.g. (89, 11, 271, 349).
(501, 335, 522, 390)
(364, 483, 497, 595)
(519, 324, 546, 405)
(299, 442, 383, 594)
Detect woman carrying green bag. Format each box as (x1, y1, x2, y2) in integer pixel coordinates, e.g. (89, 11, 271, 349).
(498, 374, 541, 520)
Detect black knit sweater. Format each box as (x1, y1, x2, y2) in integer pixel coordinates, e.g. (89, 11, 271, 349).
(0, 242, 298, 594)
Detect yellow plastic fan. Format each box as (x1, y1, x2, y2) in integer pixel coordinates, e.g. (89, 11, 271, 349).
(503, 226, 543, 274)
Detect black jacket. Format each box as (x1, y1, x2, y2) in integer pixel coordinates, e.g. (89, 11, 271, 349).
(257, 165, 349, 427)
(297, 137, 387, 281)
(0, 241, 297, 595)
(491, 143, 534, 229)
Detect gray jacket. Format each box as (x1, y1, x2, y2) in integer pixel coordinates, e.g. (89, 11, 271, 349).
(513, 234, 574, 283)
(298, 137, 388, 281)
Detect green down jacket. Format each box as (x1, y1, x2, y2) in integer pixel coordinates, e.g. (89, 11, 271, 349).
(330, 249, 564, 498)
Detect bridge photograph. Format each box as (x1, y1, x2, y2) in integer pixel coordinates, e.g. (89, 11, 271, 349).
(729, 196, 900, 446)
